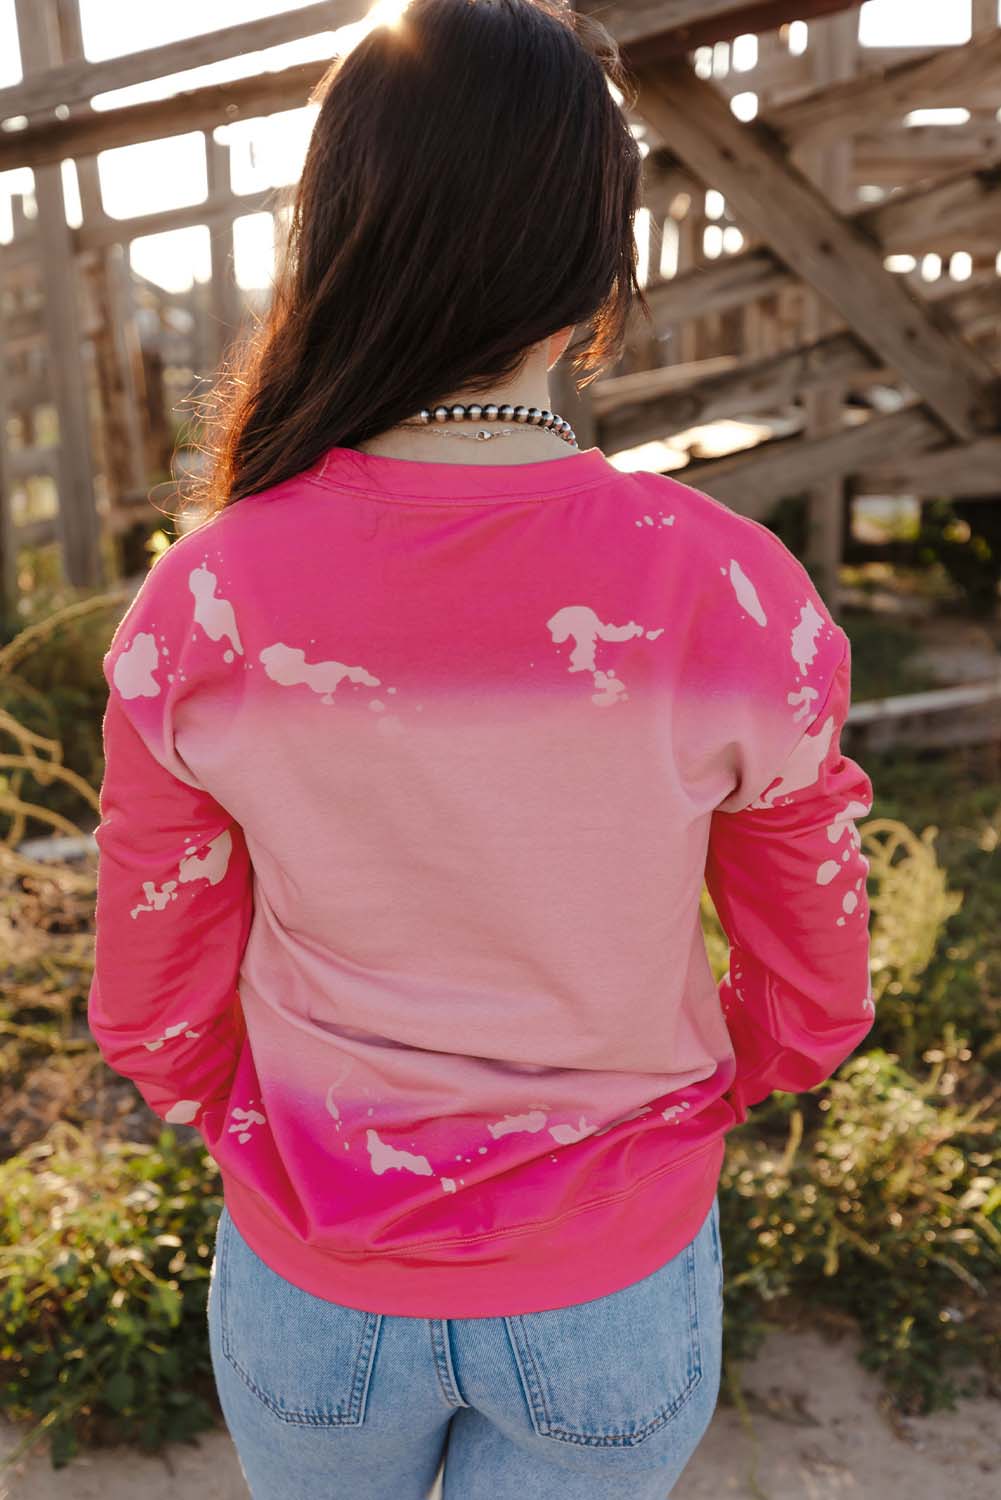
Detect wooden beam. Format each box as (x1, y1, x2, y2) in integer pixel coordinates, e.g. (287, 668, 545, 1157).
(771, 31, 1001, 150)
(606, 280, 1001, 449)
(0, 2, 364, 121)
(640, 157, 1001, 329)
(593, 1, 860, 58)
(629, 60, 999, 441)
(859, 438, 1001, 497)
(0, 57, 326, 172)
(13, 0, 102, 591)
(677, 406, 941, 515)
(599, 332, 870, 445)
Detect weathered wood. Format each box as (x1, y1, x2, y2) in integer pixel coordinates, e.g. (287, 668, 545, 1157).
(873, 159, 1001, 250)
(846, 678, 1001, 757)
(599, 0, 860, 56)
(0, 2, 364, 122)
(859, 439, 1001, 497)
(770, 31, 1001, 149)
(13, 0, 102, 590)
(678, 406, 942, 517)
(600, 332, 871, 446)
(641, 156, 1001, 329)
(800, 9, 856, 611)
(610, 277, 1001, 443)
(0, 58, 328, 171)
(629, 61, 999, 441)
(74, 188, 276, 250)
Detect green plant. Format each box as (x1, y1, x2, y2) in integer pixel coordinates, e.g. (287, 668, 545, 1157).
(718, 1037, 1001, 1415)
(0, 1122, 224, 1472)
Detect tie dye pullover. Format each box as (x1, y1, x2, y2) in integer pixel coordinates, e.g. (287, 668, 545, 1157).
(88, 443, 875, 1316)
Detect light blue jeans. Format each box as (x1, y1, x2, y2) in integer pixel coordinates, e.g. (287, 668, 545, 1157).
(206, 1194, 724, 1498)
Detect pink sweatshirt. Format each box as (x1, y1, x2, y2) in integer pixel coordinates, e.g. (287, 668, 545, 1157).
(88, 443, 875, 1316)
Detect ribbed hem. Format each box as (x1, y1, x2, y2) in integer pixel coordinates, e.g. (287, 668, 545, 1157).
(218, 1135, 725, 1318)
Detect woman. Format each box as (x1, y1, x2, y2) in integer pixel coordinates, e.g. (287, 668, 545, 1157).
(87, 1, 875, 1496)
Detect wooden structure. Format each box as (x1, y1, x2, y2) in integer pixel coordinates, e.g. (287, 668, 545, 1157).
(0, 0, 999, 620)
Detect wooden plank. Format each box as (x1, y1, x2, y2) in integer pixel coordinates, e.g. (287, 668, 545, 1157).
(74, 187, 276, 250)
(858, 438, 1001, 497)
(594, 1, 860, 57)
(599, 330, 871, 446)
(0, 57, 326, 171)
(628, 60, 999, 441)
(797, 7, 857, 609)
(677, 406, 942, 516)
(13, 0, 102, 591)
(770, 31, 1001, 149)
(0, 2, 364, 121)
(642, 159, 1001, 327)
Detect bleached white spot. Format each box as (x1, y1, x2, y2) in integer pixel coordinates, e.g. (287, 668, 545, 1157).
(259, 643, 381, 704)
(164, 1100, 201, 1124)
(189, 564, 244, 656)
(817, 860, 841, 885)
(646, 627, 664, 640)
(367, 1129, 433, 1176)
(662, 1101, 692, 1123)
(549, 1115, 599, 1144)
(130, 830, 233, 917)
(144, 1019, 201, 1052)
(791, 598, 825, 676)
(842, 890, 859, 914)
(487, 1110, 547, 1139)
(547, 605, 649, 708)
(788, 684, 819, 723)
(750, 715, 837, 808)
(441, 1177, 457, 1193)
(228, 1104, 266, 1145)
(113, 632, 161, 699)
(179, 829, 232, 886)
(728, 559, 767, 626)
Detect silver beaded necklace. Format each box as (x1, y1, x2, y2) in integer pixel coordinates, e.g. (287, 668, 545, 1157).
(392, 402, 578, 447)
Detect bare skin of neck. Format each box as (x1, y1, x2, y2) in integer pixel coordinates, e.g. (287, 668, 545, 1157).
(354, 327, 581, 466)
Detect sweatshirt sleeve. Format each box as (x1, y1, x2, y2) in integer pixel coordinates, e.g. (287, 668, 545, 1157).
(87, 532, 253, 1135)
(704, 633, 876, 1123)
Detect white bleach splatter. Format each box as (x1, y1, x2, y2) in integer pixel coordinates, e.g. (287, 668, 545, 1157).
(728, 560, 767, 626)
(189, 564, 244, 655)
(367, 1129, 433, 1176)
(144, 1019, 201, 1052)
(791, 599, 826, 676)
(549, 1115, 599, 1144)
(259, 643, 381, 704)
(130, 829, 233, 918)
(113, 633, 161, 699)
(788, 684, 820, 723)
(165, 1100, 201, 1124)
(228, 1104, 266, 1145)
(749, 716, 836, 809)
(547, 605, 653, 708)
(488, 1110, 548, 1139)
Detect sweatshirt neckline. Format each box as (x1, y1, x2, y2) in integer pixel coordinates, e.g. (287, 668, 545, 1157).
(304, 444, 617, 502)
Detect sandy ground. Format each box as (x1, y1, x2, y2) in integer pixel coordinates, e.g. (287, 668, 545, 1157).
(2, 1324, 998, 1500)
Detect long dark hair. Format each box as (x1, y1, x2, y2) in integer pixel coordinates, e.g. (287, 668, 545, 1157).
(188, 0, 650, 517)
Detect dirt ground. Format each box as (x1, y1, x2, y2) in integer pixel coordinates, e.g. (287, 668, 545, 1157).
(2, 1324, 998, 1500)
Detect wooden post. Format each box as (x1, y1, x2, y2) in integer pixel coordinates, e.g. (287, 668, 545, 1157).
(205, 131, 243, 373)
(55, 0, 147, 519)
(13, 0, 103, 589)
(797, 10, 858, 612)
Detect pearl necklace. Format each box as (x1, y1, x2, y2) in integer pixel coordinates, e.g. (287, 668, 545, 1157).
(393, 402, 578, 447)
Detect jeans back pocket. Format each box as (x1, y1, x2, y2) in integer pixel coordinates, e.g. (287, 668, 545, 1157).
(504, 1220, 706, 1448)
(216, 1204, 383, 1427)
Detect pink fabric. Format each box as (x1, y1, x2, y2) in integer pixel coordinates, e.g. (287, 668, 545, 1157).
(88, 444, 875, 1316)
